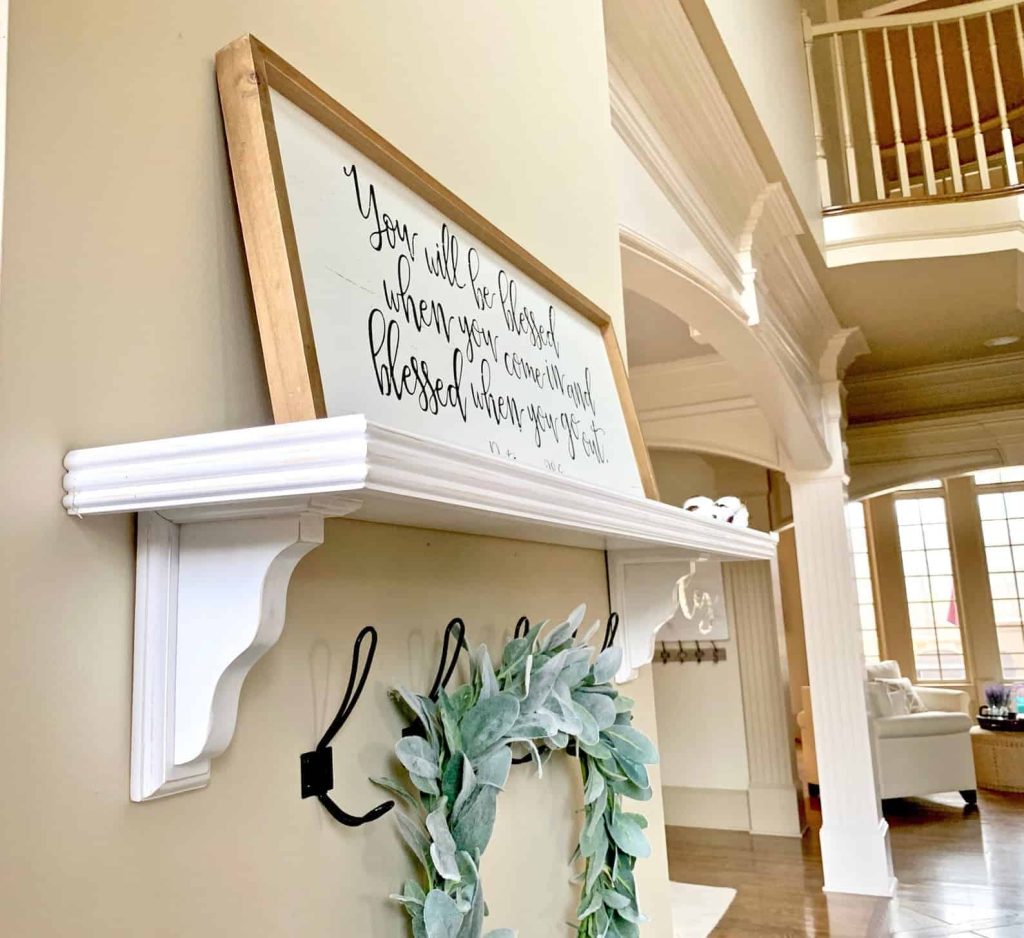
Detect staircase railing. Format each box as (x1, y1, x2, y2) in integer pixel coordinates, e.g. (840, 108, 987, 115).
(805, 0, 1024, 208)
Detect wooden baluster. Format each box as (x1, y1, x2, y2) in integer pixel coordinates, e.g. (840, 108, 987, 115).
(803, 11, 833, 206)
(907, 25, 937, 195)
(831, 29, 860, 202)
(1014, 4, 1024, 87)
(960, 15, 991, 189)
(933, 20, 963, 193)
(858, 30, 886, 200)
(882, 27, 911, 196)
(987, 10, 1019, 185)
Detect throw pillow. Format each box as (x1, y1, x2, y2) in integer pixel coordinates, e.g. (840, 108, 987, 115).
(877, 676, 926, 714)
(865, 681, 892, 718)
(886, 685, 910, 716)
(866, 660, 902, 682)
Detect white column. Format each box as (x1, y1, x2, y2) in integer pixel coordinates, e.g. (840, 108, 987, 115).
(724, 560, 804, 837)
(788, 398, 896, 894)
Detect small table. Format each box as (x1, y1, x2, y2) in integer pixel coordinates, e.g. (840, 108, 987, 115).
(970, 726, 1024, 792)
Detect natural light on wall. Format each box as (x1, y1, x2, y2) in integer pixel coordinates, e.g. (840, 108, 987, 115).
(975, 466, 1024, 680)
(893, 486, 965, 682)
(845, 501, 880, 664)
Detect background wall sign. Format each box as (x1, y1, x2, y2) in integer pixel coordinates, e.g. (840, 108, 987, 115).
(216, 36, 656, 497)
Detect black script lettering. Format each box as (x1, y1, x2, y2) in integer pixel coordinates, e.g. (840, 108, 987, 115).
(424, 223, 466, 289)
(382, 254, 455, 343)
(497, 270, 559, 354)
(457, 313, 500, 364)
(367, 309, 467, 421)
(470, 359, 523, 429)
(564, 367, 596, 416)
(467, 248, 495, 312)
(344, 164, 418, 259)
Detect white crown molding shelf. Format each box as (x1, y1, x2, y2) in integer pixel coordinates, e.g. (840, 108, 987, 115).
(63, 415, 776, 801)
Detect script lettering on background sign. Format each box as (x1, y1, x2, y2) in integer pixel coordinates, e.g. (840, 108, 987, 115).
(270, 90, 643, 495)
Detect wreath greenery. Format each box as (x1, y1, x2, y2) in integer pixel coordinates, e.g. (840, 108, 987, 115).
(372, 605, 659, 938)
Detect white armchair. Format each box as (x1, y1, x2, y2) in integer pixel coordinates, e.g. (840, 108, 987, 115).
(798, 661, 977, 805)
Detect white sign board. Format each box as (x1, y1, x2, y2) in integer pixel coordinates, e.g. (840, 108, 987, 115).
(270, 89, 644, 496)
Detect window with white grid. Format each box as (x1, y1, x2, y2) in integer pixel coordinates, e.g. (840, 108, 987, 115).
(894, 492, 965, 681)
(845, 501, 881, 663)
(975, 468, 1024, 680)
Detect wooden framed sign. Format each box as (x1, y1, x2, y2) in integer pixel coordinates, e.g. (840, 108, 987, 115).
(216, 36, 657, 498)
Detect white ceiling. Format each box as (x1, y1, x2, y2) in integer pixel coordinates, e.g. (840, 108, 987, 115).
(822, 250, 1024, 375)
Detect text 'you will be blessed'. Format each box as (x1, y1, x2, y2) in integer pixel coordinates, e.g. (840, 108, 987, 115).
(344, 162, 614, 470)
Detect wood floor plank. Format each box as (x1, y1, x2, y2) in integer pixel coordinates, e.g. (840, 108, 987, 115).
(666, 790, 1024, 936)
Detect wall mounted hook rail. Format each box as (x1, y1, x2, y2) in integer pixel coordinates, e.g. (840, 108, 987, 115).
(300, 625, 395, 827)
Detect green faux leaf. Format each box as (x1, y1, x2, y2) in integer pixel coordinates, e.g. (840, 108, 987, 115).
(560, 647, 594, 688)
(610, 911, 641, 937)
(607, 774, 653, 802)
(577, 888, 603, 918)
(423, 889, 464, 938)
(576, 617, 603, 647)
(592, 647, 623, 685)
(583, 767, 606, 806)
(571, 700, 600, 746)
(452, 756, 477, 819)
(613, 695, 634, 714)
(370, 775, 421, 812)
(602, 889, 630, 910)
(607, 812, 651, 859)
(475, 646, 499, 700)
(579, 803, 606, 857)
(483, 931, 516, 938)
(521, 650, 567, 713)
(426, 806, 461, 882)
(572, 689, 617, 731)
(396, 736, 440, 779)
(475, 746, 512, 789)
(410, 772, 441, 796)
(442, 751, 466, 809)
(452, 783, 499, 855)
(506, 707, 559, 740)
(438, 690, 465, 753)
(461, 693, 521, 759)
(614, 754, 650, 790)
(576, 738, 614, 761)
(501, 637, 530, 671)
(455, 878, 484, 938)
(394, 810, 431, 875)
(602, 725, 659, 765)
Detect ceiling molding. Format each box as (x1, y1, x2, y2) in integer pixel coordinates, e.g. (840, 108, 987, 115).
(847, 404, 1024, 497)
(846, 352, 1024, 423)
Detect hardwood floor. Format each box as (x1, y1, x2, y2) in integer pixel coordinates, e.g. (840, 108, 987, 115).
(666, 790, 1024, 937)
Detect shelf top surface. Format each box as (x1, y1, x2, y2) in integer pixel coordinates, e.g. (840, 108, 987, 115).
(63, 415, 777, 559)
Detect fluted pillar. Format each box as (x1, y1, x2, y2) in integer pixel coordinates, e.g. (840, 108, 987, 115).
(788, 470, 896, 896)
(724, 560, 804, 837)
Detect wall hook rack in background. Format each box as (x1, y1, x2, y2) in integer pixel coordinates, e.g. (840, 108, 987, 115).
(300, 625, 395, 827)
(655, 640, 727, 664)
(402, 617, 468, 739)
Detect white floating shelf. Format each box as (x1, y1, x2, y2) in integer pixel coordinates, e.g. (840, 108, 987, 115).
(62, 416, 776, 801)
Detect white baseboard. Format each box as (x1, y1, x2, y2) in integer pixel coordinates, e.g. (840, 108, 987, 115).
(747, 783, 805, 838)
(663, 785, 751, 831)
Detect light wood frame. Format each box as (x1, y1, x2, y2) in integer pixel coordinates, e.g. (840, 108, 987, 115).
(215, 35, 658, 498)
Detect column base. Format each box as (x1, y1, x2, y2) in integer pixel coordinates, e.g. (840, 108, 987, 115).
(748, 784, 805, 837)
(820, 819, 897, 897)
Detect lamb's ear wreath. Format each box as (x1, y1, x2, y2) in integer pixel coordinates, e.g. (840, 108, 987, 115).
(373, 605, 659, 938)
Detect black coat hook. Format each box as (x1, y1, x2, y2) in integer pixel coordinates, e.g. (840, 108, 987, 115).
(300, 626, 395, 827)
(402, 618, 468, 739)
(514, 615, 530, 639)
(601, 612, 620, 652)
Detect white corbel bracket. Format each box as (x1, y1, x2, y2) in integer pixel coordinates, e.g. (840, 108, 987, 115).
(131, 502, 358, 801)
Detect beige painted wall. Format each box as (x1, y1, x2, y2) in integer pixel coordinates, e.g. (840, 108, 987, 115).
(0, 1, 671, 935)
